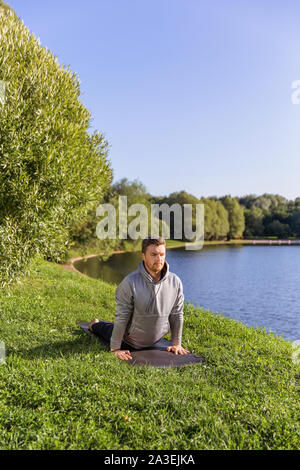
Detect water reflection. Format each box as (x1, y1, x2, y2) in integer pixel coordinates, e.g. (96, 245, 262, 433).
(74, 251, 142, 285)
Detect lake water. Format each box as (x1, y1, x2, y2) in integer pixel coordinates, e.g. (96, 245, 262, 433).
(74, 245, 300, 341)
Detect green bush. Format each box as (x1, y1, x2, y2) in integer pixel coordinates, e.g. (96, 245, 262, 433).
(0, 6, 113, 286)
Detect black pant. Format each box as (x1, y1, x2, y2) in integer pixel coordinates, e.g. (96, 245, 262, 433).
(91, 321, 135, 351)
(91, 320, 169, 351)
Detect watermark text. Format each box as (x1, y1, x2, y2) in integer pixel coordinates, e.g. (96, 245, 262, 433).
(96, 196, 204, 250)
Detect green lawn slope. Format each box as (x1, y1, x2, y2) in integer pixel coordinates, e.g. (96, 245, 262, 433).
(0, 259, 299, 450)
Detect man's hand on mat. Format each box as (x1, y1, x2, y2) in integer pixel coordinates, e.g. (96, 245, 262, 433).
(113, 349, 133, 361)
(167, 345, 190, 355)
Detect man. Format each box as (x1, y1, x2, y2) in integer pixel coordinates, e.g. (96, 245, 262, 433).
(89, 235, 190, 361)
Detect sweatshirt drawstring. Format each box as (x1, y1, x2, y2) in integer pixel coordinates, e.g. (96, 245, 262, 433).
(145, 283, 162, 313)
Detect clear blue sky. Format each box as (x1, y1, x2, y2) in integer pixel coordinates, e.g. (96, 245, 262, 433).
(8, 0, 300, 200)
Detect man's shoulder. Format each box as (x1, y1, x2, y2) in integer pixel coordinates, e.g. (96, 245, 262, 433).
(117, 269, 140, 287)
(168, 271, 183, 286)
(117, 268, 182, 288)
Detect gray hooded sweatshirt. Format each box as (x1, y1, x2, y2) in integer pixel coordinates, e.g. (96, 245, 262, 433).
(110, 260, 184, 350)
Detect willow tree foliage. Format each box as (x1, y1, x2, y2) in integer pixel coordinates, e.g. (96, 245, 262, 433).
(221, 196, 245, 239)
(200, 198, 230, 240)
(0, 6, 113, 286)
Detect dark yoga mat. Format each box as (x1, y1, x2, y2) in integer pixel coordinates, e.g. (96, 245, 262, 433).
(78, 321, 205, 368)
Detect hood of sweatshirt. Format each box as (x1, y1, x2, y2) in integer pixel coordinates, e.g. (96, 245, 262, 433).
(138, 260, 169, 284)
(138, 260, 170, 313)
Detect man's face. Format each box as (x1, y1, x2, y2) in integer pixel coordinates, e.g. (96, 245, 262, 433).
(142, 244, 166, 274)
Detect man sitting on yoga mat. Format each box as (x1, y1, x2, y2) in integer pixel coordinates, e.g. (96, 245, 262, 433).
(88, 235, 190, 361)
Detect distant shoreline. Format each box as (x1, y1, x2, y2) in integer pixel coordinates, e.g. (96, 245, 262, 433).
(63, 238, 300, 277)
(192, 239, 300, 246)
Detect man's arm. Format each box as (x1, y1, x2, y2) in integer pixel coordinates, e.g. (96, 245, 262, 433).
(110, 278, 134, 351)
(167, 278, 190, 354)
(169, 278, 184, 346)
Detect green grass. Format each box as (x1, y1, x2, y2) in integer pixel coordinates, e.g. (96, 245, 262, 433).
(0, 259, 299, 450)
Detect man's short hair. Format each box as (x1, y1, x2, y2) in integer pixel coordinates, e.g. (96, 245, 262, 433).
(142, 235, 166, 254)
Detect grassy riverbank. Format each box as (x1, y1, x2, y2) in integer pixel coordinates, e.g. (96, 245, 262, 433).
(0, 258, 299, 450)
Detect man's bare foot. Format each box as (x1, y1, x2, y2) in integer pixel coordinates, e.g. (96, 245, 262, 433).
(88, 318, 100, 332)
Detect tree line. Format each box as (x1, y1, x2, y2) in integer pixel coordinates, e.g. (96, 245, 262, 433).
(70, 178, 300, 259)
